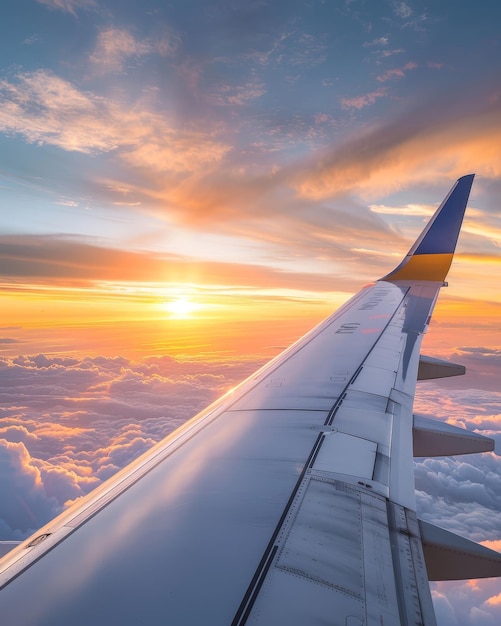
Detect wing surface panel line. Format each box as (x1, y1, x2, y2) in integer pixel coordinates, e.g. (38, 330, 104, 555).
(232, 285, 410, 625)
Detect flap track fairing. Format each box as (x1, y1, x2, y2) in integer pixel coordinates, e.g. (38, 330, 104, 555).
(413, 414, 494, 457)
(419, 520, 501, 580)
(418, 355, 465, 380)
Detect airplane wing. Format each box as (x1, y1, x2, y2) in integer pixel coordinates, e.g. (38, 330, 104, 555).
(1, 174, 500, 625)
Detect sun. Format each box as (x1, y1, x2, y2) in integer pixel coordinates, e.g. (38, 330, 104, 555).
(162, 298, 198, 318)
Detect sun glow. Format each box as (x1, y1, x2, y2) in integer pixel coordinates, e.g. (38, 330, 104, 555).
(162, 298, 199, 318)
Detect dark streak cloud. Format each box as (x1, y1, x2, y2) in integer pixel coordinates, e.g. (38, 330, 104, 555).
(0, 233, 379, 293)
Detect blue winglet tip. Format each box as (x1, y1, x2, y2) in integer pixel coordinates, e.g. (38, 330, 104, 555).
(381, 174, 475, 282)
(412, 174, 475, 256)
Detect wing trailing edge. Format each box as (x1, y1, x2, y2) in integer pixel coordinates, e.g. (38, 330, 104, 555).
(419, 520, 501, 580)
(382, 174, 475, 282)
(413, 414, 495, 457)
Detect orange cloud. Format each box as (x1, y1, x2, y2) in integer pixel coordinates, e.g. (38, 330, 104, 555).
(208, 81, 266, 106)
(293, 91, 501, 200)
(377, 61, 417, 82)
(0, 440, 43, 489)
(121, 130, 230, 174)
(369, 203, 434, 216)
(485, 592, 501, 606)
(0, 71, 121, 153)
(0, 234, 346, 291)
(89, 28, 177, 74)
(0, 70, 228, 172)
(482, 539, 501, 552)
(90, 29, 154, 73)
(341, 88, 387, 110)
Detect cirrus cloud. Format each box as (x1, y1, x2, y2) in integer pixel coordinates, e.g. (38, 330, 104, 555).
(89, 28, 178, 74)
(0, 70, 229, 172)
(36, 0, 96, 15)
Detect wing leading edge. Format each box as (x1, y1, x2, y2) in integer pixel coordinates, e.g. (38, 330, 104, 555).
(0, 174, 499, 625)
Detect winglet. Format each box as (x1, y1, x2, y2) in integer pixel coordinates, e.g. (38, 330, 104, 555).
(381, 174, 475, 282)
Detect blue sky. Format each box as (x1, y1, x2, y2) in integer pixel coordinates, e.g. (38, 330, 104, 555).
(1, 2, 501, 624)
(2, 0, 501, 279)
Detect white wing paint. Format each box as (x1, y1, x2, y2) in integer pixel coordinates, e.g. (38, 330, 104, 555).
(1, 174, 500, 625)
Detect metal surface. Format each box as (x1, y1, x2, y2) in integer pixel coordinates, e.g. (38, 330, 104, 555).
(245, 479, 402, 626)
(313, 433, 377, 478)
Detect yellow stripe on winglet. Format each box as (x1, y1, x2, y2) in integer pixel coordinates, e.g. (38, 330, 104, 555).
(383, 253, 454, 282)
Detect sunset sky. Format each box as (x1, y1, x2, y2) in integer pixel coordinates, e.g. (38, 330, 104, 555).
(1, 1, 501, 624)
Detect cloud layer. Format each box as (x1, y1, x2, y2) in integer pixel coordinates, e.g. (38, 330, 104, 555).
(0, 352, 257, 538)
(0, 346, 499, 624)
